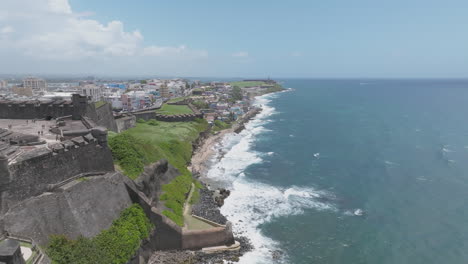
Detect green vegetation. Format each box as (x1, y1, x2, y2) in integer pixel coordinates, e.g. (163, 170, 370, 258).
(108, 133, 147, 179)
(230, 81, 266, 88)
(192, 100, 209, 109)
(108, 119, 208, 225)
(230, 81, 284, 95)
(264, 83, 284, 94)
(230, 86, 243, 101)
(160, 174, 193, 226)
(46, 204, 152, 264)
(212, 120, 231, 132)
(94, 101, 106, 108)
(140, 80, 147, 84)
(147, 119, 159, 126)
(156, 104, 193, 115)
(167, 97, 188, 103)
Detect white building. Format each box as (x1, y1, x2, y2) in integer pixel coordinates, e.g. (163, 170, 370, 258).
(23, 77, 47, 92)
(0, 80, 7, 89)
(81, 84, 103, 102)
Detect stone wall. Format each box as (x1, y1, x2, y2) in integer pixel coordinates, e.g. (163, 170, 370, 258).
(115, 114, 136, 132)
(2, 173, 133, 245)
(85, 102, 118, 132)
(1, 133, 114, 213)
(0, 100, 75, 120)
(132, 111, 157, 122)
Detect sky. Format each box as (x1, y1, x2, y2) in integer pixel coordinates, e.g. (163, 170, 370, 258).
(0, 0, 467, 78)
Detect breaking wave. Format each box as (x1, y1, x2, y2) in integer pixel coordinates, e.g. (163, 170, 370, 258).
(206, 92, 336, 263)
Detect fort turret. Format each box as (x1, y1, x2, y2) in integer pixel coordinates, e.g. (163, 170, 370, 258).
(72, 94, 88, 120)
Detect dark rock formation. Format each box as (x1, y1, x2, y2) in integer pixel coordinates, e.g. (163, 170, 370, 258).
(134, 160, 180, 206)
(192, 186, 227, 225)
(214, 188, 231, 207)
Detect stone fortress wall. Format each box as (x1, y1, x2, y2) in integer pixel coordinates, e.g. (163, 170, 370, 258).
(0, 94, 88, 121)
(1, 128, 114, 214)
(0, 94, 234, 263)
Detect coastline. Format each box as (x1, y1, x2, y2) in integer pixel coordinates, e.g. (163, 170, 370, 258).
(189, 106, 262, 186)
(186, 91, 283, 263)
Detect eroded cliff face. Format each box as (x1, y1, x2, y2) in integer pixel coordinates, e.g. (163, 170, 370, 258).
(133, 159, 181, 207)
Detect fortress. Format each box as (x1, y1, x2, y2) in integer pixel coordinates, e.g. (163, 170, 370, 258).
(0, 95, 234, 263)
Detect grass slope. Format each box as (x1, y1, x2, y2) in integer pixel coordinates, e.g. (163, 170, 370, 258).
(230, 81, 267, 88)
(108, 119, 208, 226)
(156, 104, 193, 115)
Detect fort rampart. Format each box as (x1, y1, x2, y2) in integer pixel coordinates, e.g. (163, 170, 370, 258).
(0, 130, 114, 214)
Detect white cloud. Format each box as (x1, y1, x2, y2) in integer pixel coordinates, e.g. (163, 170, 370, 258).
(47, 0, 72, 14)
(232, 51, 249, 58)
(0, 0, 207, 67)
(0, 26, 14, 34)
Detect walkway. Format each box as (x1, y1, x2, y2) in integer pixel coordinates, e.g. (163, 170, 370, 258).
(183, 183, 214, 230)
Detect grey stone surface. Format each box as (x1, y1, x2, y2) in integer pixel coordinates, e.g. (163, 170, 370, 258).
(0, 239, 25, 264)
(3, 173, 132, 245)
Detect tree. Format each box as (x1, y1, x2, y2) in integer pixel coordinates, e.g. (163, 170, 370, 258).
(230, 86, 243, 101)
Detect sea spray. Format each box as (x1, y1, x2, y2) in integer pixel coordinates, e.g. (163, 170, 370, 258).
(206, 92, 336, 264)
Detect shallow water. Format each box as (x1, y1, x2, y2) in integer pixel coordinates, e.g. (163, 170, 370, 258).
(205, 79, 468, 264)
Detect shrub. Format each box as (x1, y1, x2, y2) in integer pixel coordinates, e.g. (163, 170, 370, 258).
(147, 119, 159, 126)
(160, 173, 193, 226)
(108, 133, 146, 179)
(46, 204, 152, 264)
(137, 118, 146, 123)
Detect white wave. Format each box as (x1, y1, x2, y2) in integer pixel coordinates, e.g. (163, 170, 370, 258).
(206, 92, 336, 264)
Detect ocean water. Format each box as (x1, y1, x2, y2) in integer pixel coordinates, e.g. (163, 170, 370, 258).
(205, 79, 468, 264)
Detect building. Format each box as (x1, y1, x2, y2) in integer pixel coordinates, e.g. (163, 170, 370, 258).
(0, 80, 7, 89)
(160, 84, 170, 98)
(11, 85, 33, 97)
(81, 84, 103, 102)
(23, 77, 47, 92)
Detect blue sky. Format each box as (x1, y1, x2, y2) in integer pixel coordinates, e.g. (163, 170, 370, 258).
(1, 0, 467, 78)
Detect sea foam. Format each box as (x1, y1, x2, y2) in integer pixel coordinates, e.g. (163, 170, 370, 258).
(206, 93, 335, 264)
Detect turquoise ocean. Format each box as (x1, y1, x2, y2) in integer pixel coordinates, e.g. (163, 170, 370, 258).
(205, 79, 468, 264)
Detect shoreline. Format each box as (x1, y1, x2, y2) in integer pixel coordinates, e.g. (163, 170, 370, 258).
(189, 106, 262, 186)
(185, 92, 280, 262)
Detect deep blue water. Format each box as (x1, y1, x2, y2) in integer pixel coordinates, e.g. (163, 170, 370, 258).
(207, 79, 468, 264)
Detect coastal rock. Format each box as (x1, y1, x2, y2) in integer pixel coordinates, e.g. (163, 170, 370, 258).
(214, 188, 231, 207)
(191, 185, 227, 225)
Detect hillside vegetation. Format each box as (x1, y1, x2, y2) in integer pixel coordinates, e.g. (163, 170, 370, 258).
(46, 204, 152, 264)
(109, 119, 208, 225)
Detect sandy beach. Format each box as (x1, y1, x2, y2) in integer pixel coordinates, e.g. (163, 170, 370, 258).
(189, 107, 261, 180)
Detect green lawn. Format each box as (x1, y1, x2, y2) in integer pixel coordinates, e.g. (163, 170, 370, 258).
(156, 104, 193, 115)
(167, 97, 188, 103)
(230, 81, 268, 88)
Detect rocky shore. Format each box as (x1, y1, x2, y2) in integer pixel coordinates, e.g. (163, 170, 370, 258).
(148, 236, 254, 264)
(191, 185, 228, 225)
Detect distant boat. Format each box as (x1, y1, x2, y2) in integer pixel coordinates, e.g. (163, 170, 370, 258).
(313, 153, 320, 158)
